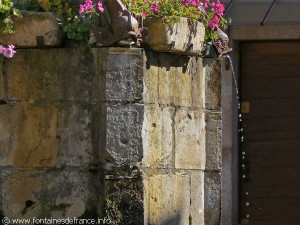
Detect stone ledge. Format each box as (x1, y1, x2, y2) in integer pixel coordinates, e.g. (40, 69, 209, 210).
(143, 17, 205, 56)
(0, 11, 64, 47)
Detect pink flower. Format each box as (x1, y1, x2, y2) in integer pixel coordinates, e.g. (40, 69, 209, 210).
(182, 0, 189, 6)
(142, 10, 148, 17)
(0, 45, 16, 58)
(79, 4, 84, 14)
(209, 15, 220, 29)
(0, 46, 5, 55)
(202, 0, 209, 8)
(79, 0, 94, 14)
(97, 1, 104, 12)
(182, 0, 202, 7)
(198, 2, 204, 11)
(150, 3, 159, 12)
(84, 0, 93, 10)
(190, 0, 199, 7)
(211, 0, 225, 16)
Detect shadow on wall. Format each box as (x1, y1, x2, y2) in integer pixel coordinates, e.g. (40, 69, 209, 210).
(145, 51, 190, 73)
(160, 215, 182, 225)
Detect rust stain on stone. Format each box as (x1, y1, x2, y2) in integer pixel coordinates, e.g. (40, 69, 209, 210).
(12, 103, 58, 167)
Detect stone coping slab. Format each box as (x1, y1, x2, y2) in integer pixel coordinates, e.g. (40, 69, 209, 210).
(143, 17, 205, 56)
(0, 11, 64, 47)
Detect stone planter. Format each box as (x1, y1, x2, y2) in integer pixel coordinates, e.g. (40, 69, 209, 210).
(143, 17, 205, 56)
(0, 11, 64, 47)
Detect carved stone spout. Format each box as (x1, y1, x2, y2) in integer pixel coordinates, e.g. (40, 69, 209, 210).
(90, 0, 145, 47)
(212, 28, 232, 57)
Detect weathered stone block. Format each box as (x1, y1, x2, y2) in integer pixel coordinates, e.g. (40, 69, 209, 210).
(105, 104, 144, 166)
(46, 170, 99, 219)
(0, 103, 57, 167)
(204, 172, 221, 225)
(157, 53, 195, 107)
(145, 53, 204, 107)
(142, 106, 174, 168)
(0, 11, 64, 47)
(144, 17, 205, 56)
(1, 169, 98, 219)
(204, 59, 221, 110)
(6, 48, 145, 102)
(1, 170, 44, 219)
(191, 58, 205, 108)
(191, 172, 205, 225)
(175, 109, 206, 169)
(57, 104, 100, 167)
(143, 51, 159, 104)
(205, 112, 222, 171)
(0, 104, 21, 166)
(104, 48, 144, 101)
(105, 177, 143, 224)
(158, 54, 176, 105)
(173, 56, 192, 107)
(6, 48, 98, 102)
(144, 173, 190, 225)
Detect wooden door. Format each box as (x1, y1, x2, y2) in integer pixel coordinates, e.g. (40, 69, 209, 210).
(240, 42, 300, 225)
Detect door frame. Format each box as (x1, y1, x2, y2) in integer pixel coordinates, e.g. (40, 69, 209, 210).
(221, 25, 300, 225)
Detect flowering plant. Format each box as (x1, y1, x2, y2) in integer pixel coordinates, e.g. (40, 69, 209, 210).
(122, 0, 228, 41)
(79, 0, 104, 14)
(0, 0, 20, 58)
(75, 0, 227, 42)
(63, 0, 105, 43)
(0, 0, 228, 51)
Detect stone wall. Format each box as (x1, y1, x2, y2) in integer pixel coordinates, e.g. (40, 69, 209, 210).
(0, 47, 221, 225)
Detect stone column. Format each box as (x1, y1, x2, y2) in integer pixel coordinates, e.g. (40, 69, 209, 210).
(142, 52, 222, 225)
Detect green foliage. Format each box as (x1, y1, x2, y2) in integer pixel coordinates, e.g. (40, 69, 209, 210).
(20, 0, 68, 14)
(63, 14, 91, 43)
(37, 0, 64, 14)
(105, 197, 123, 225)
(0, 0, 22, 34)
